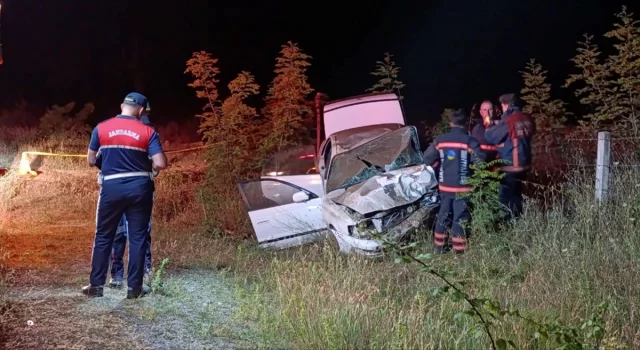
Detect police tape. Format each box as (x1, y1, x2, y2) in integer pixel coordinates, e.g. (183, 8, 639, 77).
(17, 144, 210, 176)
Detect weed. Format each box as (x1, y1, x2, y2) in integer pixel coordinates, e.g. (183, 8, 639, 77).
(224, 166, 640, 349)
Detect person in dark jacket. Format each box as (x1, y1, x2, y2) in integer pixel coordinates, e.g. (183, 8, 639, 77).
(424, 109, 486, 254)
(470, 100, 499, 162)
(485, 93, 535, 220)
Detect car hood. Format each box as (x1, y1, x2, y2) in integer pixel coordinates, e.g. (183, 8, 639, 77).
(325, 164, 438, 215)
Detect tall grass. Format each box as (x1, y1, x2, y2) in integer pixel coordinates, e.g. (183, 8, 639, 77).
(0, 171, 17, 342)
(227, 166, 640, 349)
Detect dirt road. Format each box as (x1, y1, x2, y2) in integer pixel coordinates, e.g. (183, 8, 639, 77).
(1, 171, 257, 349)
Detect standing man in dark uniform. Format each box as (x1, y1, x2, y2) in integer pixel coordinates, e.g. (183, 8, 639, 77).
(83, 93, 167, 299)
(424, 109, 486, 254)
(108, 102, 156, 289)
(471, 100, 499, 162)
(485, 93, 535, 221)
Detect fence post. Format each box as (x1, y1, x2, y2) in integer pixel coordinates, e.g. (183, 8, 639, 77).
(595, 131, 611, 202)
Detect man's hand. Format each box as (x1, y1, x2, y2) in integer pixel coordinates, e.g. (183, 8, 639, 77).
(87, 149, 98, 167)
(151, 153, 167, 170)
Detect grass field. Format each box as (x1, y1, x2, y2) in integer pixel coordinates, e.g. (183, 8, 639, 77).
(1, 133, 639, 349)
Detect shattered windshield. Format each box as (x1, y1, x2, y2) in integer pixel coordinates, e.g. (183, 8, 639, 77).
(325, 126, 424, 192)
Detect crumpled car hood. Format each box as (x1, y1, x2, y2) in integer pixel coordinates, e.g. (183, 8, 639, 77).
(326, 164, 437, 215)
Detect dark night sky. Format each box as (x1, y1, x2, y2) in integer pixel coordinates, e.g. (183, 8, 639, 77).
(0, 0, 637, 126)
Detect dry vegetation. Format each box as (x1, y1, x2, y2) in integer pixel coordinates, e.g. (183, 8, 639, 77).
(2, 122, 640, 349)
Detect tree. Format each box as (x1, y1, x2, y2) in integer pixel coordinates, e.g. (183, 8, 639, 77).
(263, 41, 314, 153)
(565, 7, 640, 136)
(564, 34, 615, 132)
(184, 51, 222, 140)
(366, 52, 406, 99)
(217, 71, 263, 177)
(520, 58, 567, 153)
(603, 5, 640, 136)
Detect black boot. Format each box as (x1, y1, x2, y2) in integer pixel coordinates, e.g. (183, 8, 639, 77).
(82, 284, 104, 297)
(433, 244, 452, 254)
(126, 285, 151, 299)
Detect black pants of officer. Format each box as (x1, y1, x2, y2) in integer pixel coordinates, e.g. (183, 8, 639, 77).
(90, 177, 154, 291)
(434, 193, 470, 254)
(499, 171, 527, 221)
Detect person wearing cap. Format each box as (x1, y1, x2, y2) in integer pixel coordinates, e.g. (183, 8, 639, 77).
(107, 101, 155, 289)
(83, 92, 167, 299)
(485, 93, 535, 221)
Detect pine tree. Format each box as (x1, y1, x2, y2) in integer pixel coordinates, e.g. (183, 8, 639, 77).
(603, 5, 640, 136)
(219, 71, 263, 176)
(565, 7, 640, 136)
(184, 51, 222, 141)
(520, 58, 567, 153)
(366, 52, 406, 99)
(263, 41, 314, 152)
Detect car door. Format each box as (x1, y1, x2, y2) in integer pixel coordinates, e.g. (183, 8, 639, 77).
(237, 177, 327, 250)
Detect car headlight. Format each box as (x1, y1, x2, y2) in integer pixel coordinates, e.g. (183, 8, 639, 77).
(348, 222, 373, 239)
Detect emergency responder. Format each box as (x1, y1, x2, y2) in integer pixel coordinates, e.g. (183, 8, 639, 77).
(108, 102, 155, 289)
(424, 109, 486, 254)
(471, 100, 499, 162)
(485, 93, 535, 221)
(83, 92, 167, 299)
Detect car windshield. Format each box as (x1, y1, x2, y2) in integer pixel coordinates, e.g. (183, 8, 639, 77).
(325, 126, 424, 192)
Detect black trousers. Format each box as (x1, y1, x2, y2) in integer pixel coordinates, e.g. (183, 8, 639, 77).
(434, 193, 470, 253)
(90, 177, 154, 290)
(499, 171, 527, 220)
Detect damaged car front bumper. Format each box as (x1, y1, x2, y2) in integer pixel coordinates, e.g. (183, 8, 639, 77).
(322, 163, 440, 258)
(330, 197, 438, 257)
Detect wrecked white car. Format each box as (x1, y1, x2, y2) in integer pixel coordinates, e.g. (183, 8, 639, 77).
(237, 92, 440, 256)
(318, 124, 439, 256)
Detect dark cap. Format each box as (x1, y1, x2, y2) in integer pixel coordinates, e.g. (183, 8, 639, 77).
(123, 92, 148, 108)
(498, 93, 518, 106)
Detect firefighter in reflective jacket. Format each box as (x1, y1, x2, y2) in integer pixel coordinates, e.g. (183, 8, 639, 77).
(485, 93, 535, 221)
(424, 109, 486, 254)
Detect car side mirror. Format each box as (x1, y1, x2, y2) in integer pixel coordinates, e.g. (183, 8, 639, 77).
(292, 191, 310, 203)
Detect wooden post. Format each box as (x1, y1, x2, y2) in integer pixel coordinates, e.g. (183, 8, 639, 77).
(595, 131, 611, 202)
(315, 93, 328, 154)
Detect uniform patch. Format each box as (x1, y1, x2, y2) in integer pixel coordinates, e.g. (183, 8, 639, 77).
(108, 129, 140, 140)
(447, 150, 456, 160)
